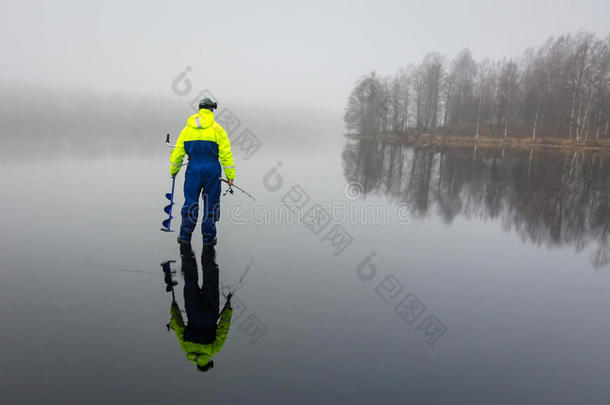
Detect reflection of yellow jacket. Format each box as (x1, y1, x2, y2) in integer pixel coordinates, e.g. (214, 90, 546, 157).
(169, 109, 235, 179)
(170, 302, 232, 366)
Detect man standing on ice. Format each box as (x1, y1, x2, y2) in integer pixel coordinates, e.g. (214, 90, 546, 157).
(170, 98, 235, 246)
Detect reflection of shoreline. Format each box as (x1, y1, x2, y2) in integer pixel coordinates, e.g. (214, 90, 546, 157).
(345, 133, 610, 153)
(343, 139, 610, 268)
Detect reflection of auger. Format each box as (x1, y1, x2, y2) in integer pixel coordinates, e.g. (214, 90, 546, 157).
(161, 260, 177, 331)
(161, 260, 177, 297)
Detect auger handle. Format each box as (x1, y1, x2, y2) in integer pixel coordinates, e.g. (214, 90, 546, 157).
(165, 133, 175, 148)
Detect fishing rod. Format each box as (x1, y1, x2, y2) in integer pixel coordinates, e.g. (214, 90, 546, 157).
(221, 178, 256, 201)
(221, 259, 254, 298)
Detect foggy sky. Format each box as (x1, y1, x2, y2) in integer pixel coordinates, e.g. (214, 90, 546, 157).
(1, 0, 608, 113)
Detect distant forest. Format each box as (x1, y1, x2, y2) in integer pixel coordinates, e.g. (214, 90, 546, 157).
(345, 32, 610, 141)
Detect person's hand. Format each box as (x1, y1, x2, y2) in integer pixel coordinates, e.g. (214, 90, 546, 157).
(224, 293, 233, 310)
(227, 178, 234, 186)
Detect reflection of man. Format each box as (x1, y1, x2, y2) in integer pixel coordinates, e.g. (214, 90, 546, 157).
(169, 245, 232, 372)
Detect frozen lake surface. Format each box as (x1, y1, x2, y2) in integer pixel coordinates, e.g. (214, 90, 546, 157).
(1, 137, 609, 404)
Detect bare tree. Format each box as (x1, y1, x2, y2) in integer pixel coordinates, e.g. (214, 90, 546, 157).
(447, 49, 477, 127)
(344, 31, 610, 140)
(344, 72, 385, 136)
(497, 60, 520, 138)
(415, 53, 444, 131)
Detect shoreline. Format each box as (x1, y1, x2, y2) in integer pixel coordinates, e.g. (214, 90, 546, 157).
(347, 133, 610, 153)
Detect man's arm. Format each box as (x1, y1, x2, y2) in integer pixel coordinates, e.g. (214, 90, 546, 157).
(169, 128, 186, 177)
(170, 302, 186, 341)
(213, 308, 233, 351)
(217, 126, 235, 181)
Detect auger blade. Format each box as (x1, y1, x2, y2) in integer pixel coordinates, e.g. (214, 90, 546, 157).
(161, 175, 177, 233)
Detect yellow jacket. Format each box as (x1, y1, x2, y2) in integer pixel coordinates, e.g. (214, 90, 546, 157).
(170, 302, 233, 366)
(170, 109, 235, 179)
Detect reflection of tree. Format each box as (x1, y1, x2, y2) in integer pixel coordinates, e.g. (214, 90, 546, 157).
(342, 140, 610, 267)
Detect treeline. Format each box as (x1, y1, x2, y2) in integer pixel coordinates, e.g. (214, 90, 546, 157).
(345, 32, 610, 140)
